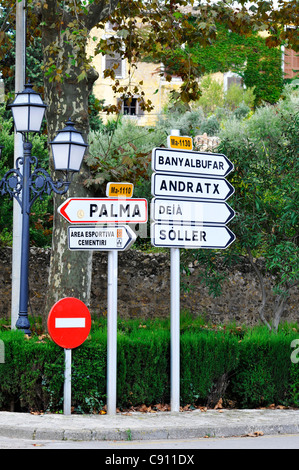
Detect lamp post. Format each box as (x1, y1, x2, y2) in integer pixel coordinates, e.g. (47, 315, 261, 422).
(0, 83, 87, 335)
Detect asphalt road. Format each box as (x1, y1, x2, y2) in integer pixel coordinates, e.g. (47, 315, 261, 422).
(1, 433, 299, 450)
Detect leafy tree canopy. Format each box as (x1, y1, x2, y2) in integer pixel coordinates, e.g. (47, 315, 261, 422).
(0, 0, 298, 110)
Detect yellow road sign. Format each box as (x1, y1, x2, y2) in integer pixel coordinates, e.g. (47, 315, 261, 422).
(167, 135, 193, 151)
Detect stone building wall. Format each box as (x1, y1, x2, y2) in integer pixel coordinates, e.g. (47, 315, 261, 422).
(0, 246, 298, 326)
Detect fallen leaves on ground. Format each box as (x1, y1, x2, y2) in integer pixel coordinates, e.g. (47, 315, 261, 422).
(243, 431, 264, 438)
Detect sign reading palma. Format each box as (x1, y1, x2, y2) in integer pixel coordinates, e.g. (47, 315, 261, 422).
(58, 197, 148, 224)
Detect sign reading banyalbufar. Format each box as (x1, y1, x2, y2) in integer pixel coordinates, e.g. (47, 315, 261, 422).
(58, 198, 147, 224)
(152, 147, 234, 177)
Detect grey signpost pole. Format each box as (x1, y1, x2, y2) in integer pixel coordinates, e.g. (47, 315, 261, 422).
(169, 130, 180, 413)
(107, 249, 118, 415)
(58, 195, 144, 416)
(64, 348, 72, 416)
(11, 0, 25, 329)
(151, 135, 235, 414)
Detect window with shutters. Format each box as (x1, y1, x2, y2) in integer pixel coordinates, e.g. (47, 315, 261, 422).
(123, 97, 137, 115)
(117, 97, 144, 117)
(284, 48, 299, 79)
(223, 72, 243, 92)
(102, 36, 125, 79)
(104, 50, 123, 78)
(283, 26, 299, 80)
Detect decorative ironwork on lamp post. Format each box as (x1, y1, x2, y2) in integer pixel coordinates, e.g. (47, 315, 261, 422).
(0, 83, 88, 335)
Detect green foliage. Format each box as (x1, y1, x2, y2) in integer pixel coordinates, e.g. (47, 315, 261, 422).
(180, 85, 298, 330)
(88, 94, 105, 132)
(229, 328, 295, 407)
(216, 86, 299, 328)
(0, 35, 44, 97)
(186, 23, 283, 108)
(225, 83, 255, 111)
(196, 76, 255, 117)
(157, 107, 205, 137)
(117, 328, 170, 406)
(180, 329, 239, 404)
(85, 119, 166, 195)
(196, 76, 224, 115)
(243, 45, 284, 106)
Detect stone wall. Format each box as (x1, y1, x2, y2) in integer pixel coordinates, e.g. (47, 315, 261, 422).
(0, 246, 298, 326)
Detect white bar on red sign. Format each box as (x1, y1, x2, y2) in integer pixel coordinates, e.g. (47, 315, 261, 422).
(55, 318, 86, 328)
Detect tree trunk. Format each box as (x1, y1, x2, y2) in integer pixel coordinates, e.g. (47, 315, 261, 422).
(41, 9, 99, 321)
(38, 0, 120, 322)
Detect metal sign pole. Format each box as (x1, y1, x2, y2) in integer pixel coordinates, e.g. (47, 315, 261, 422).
(169, 130, 180, 413)
(64, 348, 72, 415)
(11, 0, 25, 329)
(151, 133, 235, 413)
(170, 246, 180, 413)
(107, 249, 118, 415)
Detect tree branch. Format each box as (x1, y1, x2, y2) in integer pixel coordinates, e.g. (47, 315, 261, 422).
(84, 0, 120, 31)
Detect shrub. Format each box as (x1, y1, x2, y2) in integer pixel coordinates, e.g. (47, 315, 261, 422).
(1, 322, 298, 412)
(180, 329, 239, 405)
(229, 328, 296, 407)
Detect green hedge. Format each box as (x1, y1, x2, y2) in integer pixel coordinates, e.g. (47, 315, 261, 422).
(0, 325, 298, 413)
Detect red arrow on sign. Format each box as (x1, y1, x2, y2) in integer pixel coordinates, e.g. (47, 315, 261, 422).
(58, 198, 148, 224)
(47, 298, 91, 349)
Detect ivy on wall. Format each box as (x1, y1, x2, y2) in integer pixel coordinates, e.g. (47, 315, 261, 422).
(160, 23, 284, 107)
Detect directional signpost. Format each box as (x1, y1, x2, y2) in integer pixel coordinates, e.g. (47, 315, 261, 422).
(151, 133, 235, 413)
(57, 185, 148, 416)
(68, 225, 136, 251)
(151, 198, 235, 225)
(151, 173, 234, 201)
(58, 197, 147, 224)
(152, 224, 235, 249)
(152, 147, 234, 177)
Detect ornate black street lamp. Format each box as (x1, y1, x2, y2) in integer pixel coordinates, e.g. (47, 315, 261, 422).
(0, 83, 88, 335)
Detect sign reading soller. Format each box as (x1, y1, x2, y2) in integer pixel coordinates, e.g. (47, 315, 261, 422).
(151, 223, 236, 249)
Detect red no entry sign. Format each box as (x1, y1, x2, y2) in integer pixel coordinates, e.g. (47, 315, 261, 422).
(47, 297, 91, 349)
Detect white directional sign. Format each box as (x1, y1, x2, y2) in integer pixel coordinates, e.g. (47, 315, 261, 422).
(151, 223, 236, 249)
(68, 225, 136, 251)
(151, 173, 234, 201)
(58, 198, 148, 224)
(151, 198, 235, 225)
(152, 147, 234, 177)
